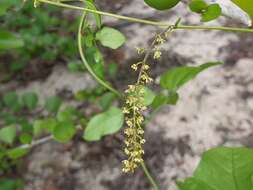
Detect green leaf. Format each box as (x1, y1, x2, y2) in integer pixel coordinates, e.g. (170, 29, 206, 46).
(96, 27, 126, 49)
(177, 147, 253, 190)
(83, 107, 124, 141)
(99, 92, 117, 111)
(19, 133, 32, 144)
(144, 0, 180, 10)
(142, 87, 156, 106)
(33, 118, 57, 136)
(67, 61, 85, 72)
(151, 92, 179, 109)
(0, 178, 24, 190)
(0, 1, 14, 16)
(201, 4, 222, 22)
(0, 113, 19, 125)
(3, 92, 21, 112)
(57, 106, 78, 122)
(167, 92, 179, 105)
(53, 121, 76, 143)
(160, 62, 222, 91)
(151, 93, 169, 110)
(189, 0, 208, 13)
(232, 0, 253, 19)
(0, 126, 16, 144)
(7, 147, 28, 159)
(21, 92, 38, 110)
(44, 96, 62, 113)
(0, 30, 24, 50)
(177, 177, 213, 190)
(85, 47, 105, 79)
(20, 120, 33, 134)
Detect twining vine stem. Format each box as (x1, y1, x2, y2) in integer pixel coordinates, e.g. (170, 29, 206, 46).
(37, 0, 253, 33)
(77, 10, 121, 97)
(141, 162, 160, 190)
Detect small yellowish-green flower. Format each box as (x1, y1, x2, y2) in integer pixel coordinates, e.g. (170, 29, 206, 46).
(33, 0, 39, 7)
(135, 47, 146, 54)
(143, 64, 150, 70)
(122, 84, 147, 173)
(156, 34, 165, 44)
(154, 49, 162, 59)
(140, 73, 153, 83)
(131, 64, 138, 71)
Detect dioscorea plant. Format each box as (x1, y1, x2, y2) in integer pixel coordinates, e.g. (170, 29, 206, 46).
(1, 0, 253, 189)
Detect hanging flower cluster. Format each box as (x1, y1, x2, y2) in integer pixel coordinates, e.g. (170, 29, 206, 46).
(122, 84, 147, 173)
(122, 28, 174, 173)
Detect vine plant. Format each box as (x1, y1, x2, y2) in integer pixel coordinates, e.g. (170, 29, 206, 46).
(1, 0, 253, 189)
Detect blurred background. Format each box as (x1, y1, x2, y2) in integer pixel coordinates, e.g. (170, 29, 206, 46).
(0, 0, 253, 190)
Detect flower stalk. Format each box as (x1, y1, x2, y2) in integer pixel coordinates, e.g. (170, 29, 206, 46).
(122, 25, 175, 173)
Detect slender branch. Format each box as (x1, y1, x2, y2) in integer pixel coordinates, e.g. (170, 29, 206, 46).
(37, 0, 253, 33)
(77, 10, 122, 97)
(141, 162, 160, 190)
(137, 25, 175, 84)
(18, 135, 53, 149)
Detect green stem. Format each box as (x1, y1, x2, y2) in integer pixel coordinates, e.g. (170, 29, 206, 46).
(141, 162, 160, 190)
(38, 0, 253, 33)
(77, 11, 121, 97)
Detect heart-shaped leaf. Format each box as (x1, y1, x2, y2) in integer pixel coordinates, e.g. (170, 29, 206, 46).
(160, 62, 222, 91)
(232, 0, 253, 19)
(83, 107, 124, 141)
(0, 126, 16, 144)
(96, 27, 126, 49)
(201, 4, 222, 22)
(177, 147, 253, 190)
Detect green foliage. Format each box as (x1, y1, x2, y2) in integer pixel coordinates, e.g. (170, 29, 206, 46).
(160, 62, 222, 91)
(99, 92, 117, 111)
(141, 87, 156, 106)
(33, 118, 57, 136)
(189, 1, 222, 22)
(3, 92, 21, 112)
(83, 107, 124, 141)
(0, 30, 24, 50)
(201, 4, 222, 22)
(232, 0, 253, 19)
(19, 133, 32, 144)
(151, 91, 179, 109)
(0, 178, 24, 190)
(153, 62, 221, 109)
(189, 0, 207, 13)
(144, 0, 181, 10)
(0, 126, 16, 144)
(96, 27, 126, 49)
(177, 147, 253, 190)
(151, 93, 169, 109)
(7, 147, 28, 159)
(67, 60, 85, 72)
(166, 92, 179, 105)
(53, 121, 76, 143)
(21, 92, 38, 110)
(0, 0, 78, 80)
(57, 106, 78, 122)
(0, 0, 16, 16)
(44, 96, 62, 113)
